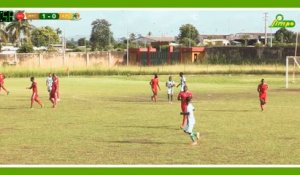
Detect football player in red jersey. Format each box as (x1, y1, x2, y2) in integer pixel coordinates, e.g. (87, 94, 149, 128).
(257, 79, 268, 111)
(53, 73, 60, 101)
(27, 77, 43, 108)
(0, 73, 9, 95)
(149, 73, 160, 102)
(178, 85, 193, 129)
(49, 74, 58, 108)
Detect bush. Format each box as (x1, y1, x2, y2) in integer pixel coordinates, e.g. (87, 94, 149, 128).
(17, 43, 34, 53)
(67, 47, 82, 52)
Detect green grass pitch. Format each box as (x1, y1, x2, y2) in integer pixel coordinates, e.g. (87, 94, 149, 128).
(0, 75, 300, 164)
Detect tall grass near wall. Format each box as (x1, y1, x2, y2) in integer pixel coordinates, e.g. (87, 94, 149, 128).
(0, 64, 298, 77)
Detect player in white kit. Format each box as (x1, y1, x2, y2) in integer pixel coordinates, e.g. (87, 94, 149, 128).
(180, 97, 200, 145)
(166, 76, 175, 103)
(46, 73, 53, 93)
(176, 72, 186, 92)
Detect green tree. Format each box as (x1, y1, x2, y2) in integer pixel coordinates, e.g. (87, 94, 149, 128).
(178, 24, 199, 47)
(56, 28, 62, 35)
(66, 41, 77, 49)
(129, 33, 136, 41)
(17, 42, 34, 53)
(31, 26, 60, 47)
(274, 28, 296, 43)
(180, 38, 196, 47)
(90, 19, 114, 51)
(78, 37, 87, 46)
(6, 20, 34, 46)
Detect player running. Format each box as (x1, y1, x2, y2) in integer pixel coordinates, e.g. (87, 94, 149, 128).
(46, 73, 53, 94)
(180, 97, 200, 145)
(49, 74, 58, 108)
(0, 73, 9, 95)
(27, 77, 43, 108)
(150, 73, 161, 102)
(178, 85, 193, 129)
(166, 76, 175, 103)
(257, 78, 268, 111)
(176, 72, 186, 92)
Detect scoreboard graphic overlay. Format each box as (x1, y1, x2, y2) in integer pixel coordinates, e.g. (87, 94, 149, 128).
(0, 10, 80, 22)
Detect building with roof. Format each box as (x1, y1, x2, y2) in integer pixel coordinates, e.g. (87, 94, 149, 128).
(132, 36, 176, 48)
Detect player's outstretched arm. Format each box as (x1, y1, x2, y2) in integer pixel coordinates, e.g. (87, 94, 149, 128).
(177, 93, 181, 101)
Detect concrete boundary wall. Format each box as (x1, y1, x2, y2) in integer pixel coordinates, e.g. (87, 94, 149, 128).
(0, 51, 125, 68)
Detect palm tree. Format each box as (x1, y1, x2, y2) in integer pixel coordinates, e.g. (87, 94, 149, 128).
(5, 20, 34, 46)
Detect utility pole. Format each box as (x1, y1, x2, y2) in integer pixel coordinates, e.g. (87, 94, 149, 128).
(108, 31, 111, 50)
(264, 12, 268, 46)
(85, 38, 87, 54)
(270, 27, 272, 47)
(189, 25, 191, 48)
(63, 31, 66, 66)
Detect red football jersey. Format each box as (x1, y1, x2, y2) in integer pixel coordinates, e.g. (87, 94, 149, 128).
(0, 73, 4, 82)
(55, 76, 59, 86)
(32, 81, 38, 94)
(51, 80, 57, 93)
(178, 91, 193, 106)
(258, 83, 268, 94)
(151, 78, 159, 89)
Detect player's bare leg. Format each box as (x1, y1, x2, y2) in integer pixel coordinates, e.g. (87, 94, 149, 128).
(151, 90, 154, 102)
(35, 98, 43, 108)
(30, 99, 34, 108)
(0, 85, 9, 95)
(181, 116, 188, 129)
(152, 91, 157, 102)
(260, 99, 266, 111)
(57, 91, 60, 102)
(50, 98, 57, 108)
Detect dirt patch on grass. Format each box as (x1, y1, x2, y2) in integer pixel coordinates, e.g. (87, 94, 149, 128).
(201, 92, 255, 101)
(105, 125, 179, 131)
(101, 92, 256, 103)
(105, 139, 185, 145)
(103, 96, 152, 103)
(271, 88, 300, 92)
(278, 136, 297, 140)
(0, 127, 18, 134)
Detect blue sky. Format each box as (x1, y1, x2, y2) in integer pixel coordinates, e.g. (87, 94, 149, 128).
(8, 9, 300, 39)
